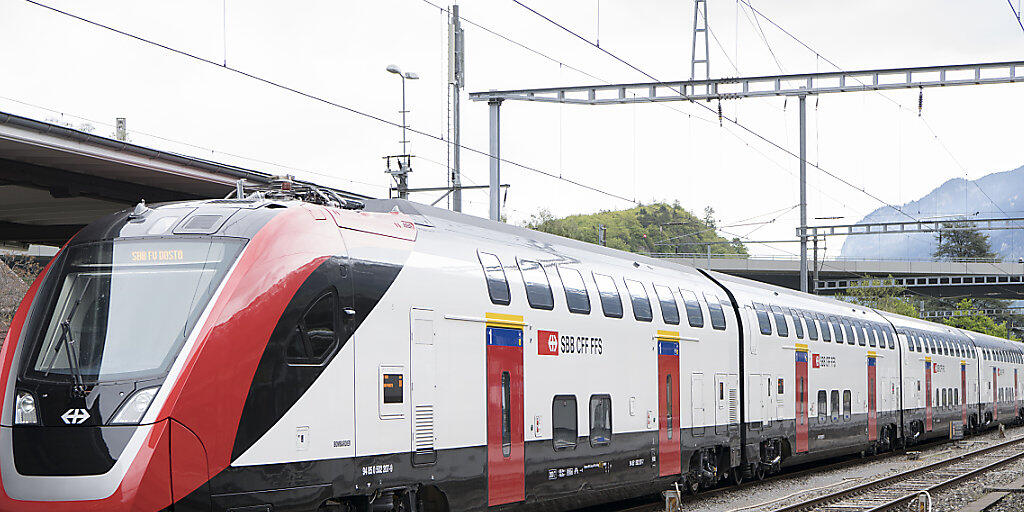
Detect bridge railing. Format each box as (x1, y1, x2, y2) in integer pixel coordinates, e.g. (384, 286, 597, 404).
(646, 253, 1005, 263)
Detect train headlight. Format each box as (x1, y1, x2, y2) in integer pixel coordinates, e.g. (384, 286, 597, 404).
(109, 387, 159, 425)
(15, 391, 38, 425)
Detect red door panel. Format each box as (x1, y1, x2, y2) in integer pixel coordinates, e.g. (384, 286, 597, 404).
(867, 354, 877, 441)
(925, 359, 933, 432)
(486, 325, 524, 506)
(795, 348, 808, 453)
(961, 363, 968, 426)
(657, 340, 680, 477)
(993, 367, 998, 421)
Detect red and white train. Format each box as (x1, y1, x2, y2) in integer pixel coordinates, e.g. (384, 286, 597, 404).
(1, 189, 1021, 512)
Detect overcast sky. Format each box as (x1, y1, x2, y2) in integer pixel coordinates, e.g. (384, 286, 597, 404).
(3, 0, 1024, 257)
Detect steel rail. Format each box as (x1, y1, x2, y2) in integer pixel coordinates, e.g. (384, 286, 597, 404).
(773, 436, 1024, 512)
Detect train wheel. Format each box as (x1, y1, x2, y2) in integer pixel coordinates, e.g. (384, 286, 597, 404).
(755, 464, 766, 481)
(730, 466, 744, 485)
(685, 476, 701, 495)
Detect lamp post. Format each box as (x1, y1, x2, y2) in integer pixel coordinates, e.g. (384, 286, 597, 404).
(385, 64, 419, 199)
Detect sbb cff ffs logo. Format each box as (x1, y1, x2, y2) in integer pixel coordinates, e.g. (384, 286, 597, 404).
(539, 330, 559, 356)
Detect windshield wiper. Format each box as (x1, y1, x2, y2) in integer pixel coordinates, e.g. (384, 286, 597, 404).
(43, 298, 88, 396)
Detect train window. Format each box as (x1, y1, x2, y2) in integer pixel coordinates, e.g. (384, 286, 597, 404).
(830, 389, 840, 421)
(653, 285, 679, 325)
(829, 316, 844, 344)
(817, 391, 827, 422)
(518, 259, 554, 310)
(624, 279, 653, 322)
(770, 305, 789, 337)
(907, 332, 916, 352)
(886, 326, 896, 349)
(843, 390, 852, 421)
(754, 303, 772, 335)
(853, 320, 866, 346)
(790, 309, 804, 339)
(552, 395, 578, 451)
(804, 312, 819, 341)
(501, 372, 511, 457)
(680, 289, 704, 328)
(705, 293, 728, 330)
(286, 291, 339, 365)
(941, 388, 947, 408)
(841, 318, 855, 345)
(478, 252, 511, 306)
(589, 395, 612, 447)
(777, 378, 785, 395)
(868, 323, 879, 348)
(557, 266, 591, 315)
(593, 273, 623, 319)
(817, 314, 832, 342)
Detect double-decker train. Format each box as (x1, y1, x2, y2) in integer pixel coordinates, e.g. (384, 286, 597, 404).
(1, 187, 1021, 512)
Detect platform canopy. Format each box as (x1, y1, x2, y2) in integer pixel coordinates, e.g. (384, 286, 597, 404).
(0, 111, 368, 247)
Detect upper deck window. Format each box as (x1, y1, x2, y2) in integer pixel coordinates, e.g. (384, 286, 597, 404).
(478, 252, 511, 306)
(557, 266, 591, 315)
(624, 279, 653, 322)
(704, 293, 728, 330)
(803, 311, 818, 341)
(817, 314, 832, 342)
(754, 303, 772, 335)
(789, 309, 804, 339)
(829, 316, 844, 344)
(653, 285, 679, 325)
(680, 289, 705, 328)
(518, 259, 554, 310)
(593, 273, 623, 319)
(770, 305, 788, 337)
(840, 318, 855, 345)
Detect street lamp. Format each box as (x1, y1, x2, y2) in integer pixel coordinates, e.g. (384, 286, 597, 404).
(386, 64, 419, 157)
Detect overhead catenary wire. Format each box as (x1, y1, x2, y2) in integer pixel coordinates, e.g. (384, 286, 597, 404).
(23, 0, 638, 206)
(508, 0, 919, 223)
(1007, 0, 1024, 35)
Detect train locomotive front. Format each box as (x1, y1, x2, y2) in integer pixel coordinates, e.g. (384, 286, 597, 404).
(0, 196, 380, 511)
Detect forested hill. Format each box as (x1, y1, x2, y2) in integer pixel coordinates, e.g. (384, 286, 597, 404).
(524, 203, 748, 256)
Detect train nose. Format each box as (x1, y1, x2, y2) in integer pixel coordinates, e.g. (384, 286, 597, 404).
(0, 418, 211, 511)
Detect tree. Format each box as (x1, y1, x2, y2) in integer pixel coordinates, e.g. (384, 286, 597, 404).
(524, 202, 748, 256)
(933, 222, 996, 261)
(941, 299, 1019, 340)
(835, 277, 920, 318)
(703, 206, 716, 229)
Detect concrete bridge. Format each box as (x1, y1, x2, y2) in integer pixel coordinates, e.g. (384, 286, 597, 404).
(656, 254, 1024, 299)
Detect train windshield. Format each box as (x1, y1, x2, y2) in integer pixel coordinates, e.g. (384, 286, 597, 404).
(28, 237, 245, 383)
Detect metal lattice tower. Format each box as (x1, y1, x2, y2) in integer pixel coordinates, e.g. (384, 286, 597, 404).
(690, 0, 710, 80)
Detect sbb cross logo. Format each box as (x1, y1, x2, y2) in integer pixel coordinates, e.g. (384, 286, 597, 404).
(812, 354, 820, 368)
(538, 330, 559, 356)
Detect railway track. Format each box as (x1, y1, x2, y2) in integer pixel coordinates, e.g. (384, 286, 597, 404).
(774, 435, 1024, 512)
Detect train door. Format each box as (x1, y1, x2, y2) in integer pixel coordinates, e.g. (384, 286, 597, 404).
(748, 374, 763, 427)
(410, 308, 437, 466)
(485, 314, 524, 506)
(925, 358, 933, 432)
(658, 339, 680, 477)
(867, 352, 877, 441)
(961, 362, 968, 426)
(795, 345, 809, 453)
(715, 374, 728, 435)
(691, 373, 705, 437)
(993, 366, 998, 421)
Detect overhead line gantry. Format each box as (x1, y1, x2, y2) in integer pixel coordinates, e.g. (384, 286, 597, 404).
(470, 60, 1024, 292)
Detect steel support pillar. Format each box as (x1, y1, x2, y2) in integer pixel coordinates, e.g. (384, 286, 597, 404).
(488, 99, 502, 221)
(799, 94, 808, 293)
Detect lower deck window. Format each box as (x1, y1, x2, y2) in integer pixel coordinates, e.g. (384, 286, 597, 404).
(589, 395, 612, 447)
(552, 395, 577, 451)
